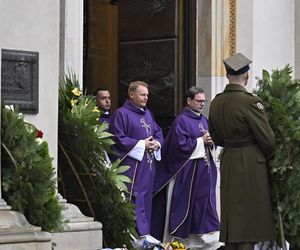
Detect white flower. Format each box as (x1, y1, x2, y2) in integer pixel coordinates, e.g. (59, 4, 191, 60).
(4, 105, 14, 111)
(36, 138, 43, 145)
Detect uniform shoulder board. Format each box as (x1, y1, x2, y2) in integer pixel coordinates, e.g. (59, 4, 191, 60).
(245, 92, 257, 97)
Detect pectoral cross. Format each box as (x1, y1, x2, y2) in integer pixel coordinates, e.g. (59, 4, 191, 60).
(140, 117, 154, 168)
(140, 117, 152, 137)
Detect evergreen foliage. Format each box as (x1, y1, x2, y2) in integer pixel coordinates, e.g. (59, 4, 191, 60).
(1, 105, 63, 232)
(255, 65, 300, 249)
(58, 73, 137, 248)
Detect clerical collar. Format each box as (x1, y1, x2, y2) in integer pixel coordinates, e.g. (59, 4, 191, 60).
(103, 111, 109, 115)
(189, 108, 202, 116)
(131, 101, 146, 111)
(125, 100, 146, 115)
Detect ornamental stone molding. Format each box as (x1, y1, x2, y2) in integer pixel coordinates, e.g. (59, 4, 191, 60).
(229, 0, 236, 56)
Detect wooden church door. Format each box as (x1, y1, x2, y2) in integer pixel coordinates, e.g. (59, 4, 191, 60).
(118, 0, 196, 133)
(84, 0, 196, 133)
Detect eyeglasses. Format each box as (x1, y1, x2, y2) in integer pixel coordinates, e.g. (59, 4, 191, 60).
(193, 99, 207, 104)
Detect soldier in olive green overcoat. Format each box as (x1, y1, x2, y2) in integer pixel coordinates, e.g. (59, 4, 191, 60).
(208, 53, 275, 250)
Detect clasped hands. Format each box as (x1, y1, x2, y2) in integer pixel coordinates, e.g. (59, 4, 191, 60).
(202, 132, 213, 146)
(145, 136, 159, 153)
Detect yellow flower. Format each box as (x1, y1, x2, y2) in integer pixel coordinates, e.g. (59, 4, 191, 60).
(84, 98, 89, 107)
(171, 241, 179, 249)
(70, 98, 78, 106)
(179, 243, 185, 249)
(93, 106, 100, 113)
(169, 241, 185, 250)
(71, 87, 82, 96)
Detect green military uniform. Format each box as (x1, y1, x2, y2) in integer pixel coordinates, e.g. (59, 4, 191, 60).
(209, 83, 275, 244)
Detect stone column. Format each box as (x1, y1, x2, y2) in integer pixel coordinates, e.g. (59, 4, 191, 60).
(196, 0, 234, 218)
(60, 0, 84, 86)
(295, 0, 300, 79)
(54, 1, 103, 249)
(196, 0, 229, 112)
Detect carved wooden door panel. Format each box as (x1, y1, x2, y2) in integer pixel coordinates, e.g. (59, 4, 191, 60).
(84, 0, 118, 110)
(118, 0, 185, 133)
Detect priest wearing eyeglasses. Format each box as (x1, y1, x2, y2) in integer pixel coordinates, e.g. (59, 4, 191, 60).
(151, 86, 221, 249)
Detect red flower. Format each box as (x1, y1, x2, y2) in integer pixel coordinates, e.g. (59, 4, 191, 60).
(37, 130, 43, 138)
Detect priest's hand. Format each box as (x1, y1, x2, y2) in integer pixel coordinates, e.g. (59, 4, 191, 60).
(145, 136, 156, 152)
(153, 140, 160, 151)
(203, 132, 213, 146)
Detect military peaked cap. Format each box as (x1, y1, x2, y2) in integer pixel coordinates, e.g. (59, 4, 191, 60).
(223, 53, 252, 75)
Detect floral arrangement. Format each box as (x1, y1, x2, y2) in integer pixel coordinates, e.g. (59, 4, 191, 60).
(58, 72, 136, 248)
(1, 105, 63, 231)
(164, 241, 185, 250)
(255, 65, 300, 249)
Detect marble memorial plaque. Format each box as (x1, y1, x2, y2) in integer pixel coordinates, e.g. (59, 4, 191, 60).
(1, 49, 39, 114)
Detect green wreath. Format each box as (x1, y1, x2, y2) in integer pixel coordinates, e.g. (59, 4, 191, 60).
(255, 65, 300, 249)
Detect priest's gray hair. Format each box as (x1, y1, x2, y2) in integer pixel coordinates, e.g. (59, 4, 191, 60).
(128, 81, 149, 96)
(185, 86, 204, 100)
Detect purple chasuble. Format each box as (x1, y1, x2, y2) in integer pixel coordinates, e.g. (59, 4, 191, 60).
(109, 100, 164, 236)
(153, 107, 219, 238)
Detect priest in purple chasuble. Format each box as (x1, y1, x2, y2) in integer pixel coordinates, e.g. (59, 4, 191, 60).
(94, 87, 112, 126)
(151, 86, 220, 249)
(109, 81, 164, 238)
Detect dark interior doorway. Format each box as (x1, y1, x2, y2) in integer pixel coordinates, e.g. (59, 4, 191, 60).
(83, 0, 119, 110)
(83, 0, 196, 133)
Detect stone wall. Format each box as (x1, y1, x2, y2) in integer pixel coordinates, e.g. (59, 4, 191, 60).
(0, 0, 60, 170)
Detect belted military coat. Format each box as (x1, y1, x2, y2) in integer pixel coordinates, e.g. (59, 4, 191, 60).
(208, 84, 275, 243)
